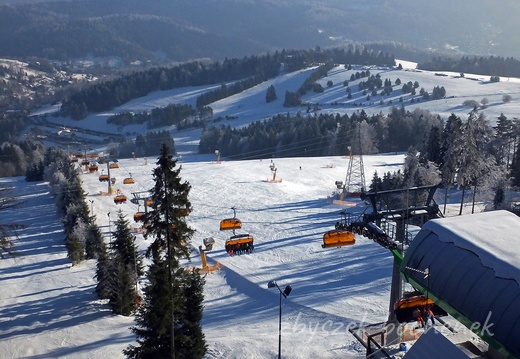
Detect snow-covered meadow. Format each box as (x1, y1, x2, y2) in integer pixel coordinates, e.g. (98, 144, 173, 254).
(1, 59, 516, 358)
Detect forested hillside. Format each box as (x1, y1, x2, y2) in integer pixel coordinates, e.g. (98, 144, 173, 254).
(2, 0, 520, 64)
(59, 48, 394, 119)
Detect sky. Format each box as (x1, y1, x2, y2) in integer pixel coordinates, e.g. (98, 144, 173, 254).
(1, 59, 512, 358)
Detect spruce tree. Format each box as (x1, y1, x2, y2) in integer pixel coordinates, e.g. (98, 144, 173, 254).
(511, 141, 520, 187)
(403, 146, 421, 188)
(125, 250, 173, 358)
(107, 210, 143, 315)
(176, 268, 207, 358)
(65, 233, 84, 265)
(369, 171, 383, 192)
(111, 210, 144, 277)
(110, 256, 137, 316)
(125, 144, 206, 359)
(420, 125, 443, 166)
(440, 113, 463, 213)
(85, 222, 105, 260)
(265, 84, 277, 103)
(95, 241, 112, 300)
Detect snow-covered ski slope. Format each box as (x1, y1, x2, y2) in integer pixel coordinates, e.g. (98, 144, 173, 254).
(5, 58, 513, 358)
(41, 60, 520, 150)
(84, 154, 408, 358)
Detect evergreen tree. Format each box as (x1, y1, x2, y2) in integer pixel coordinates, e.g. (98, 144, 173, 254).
(420, 125, 443, 166)
(95, 241, 112, 300)
(85, 221, 105, 260)
(368, 171, 383, 192)
(124, 250, 173, 358)
(66, 233, 84, 265)
(25, 160, 44, 182)
(494, 113, 514, 169)
(111, 210, 144, 277)
(283, 90, 301, 107)
(403, 146, 421, 188)
(110, 255, 137, 316)
(456, 111, 498, 214)
(511, 139, 520, 187)
(440, 114, 463, 213)
(493, 178, 507, 210)
(265, 84, 277, 103)
(125, 144, 205, 359)
(106, 210, 144, 315)
(175, 268, 207, 358)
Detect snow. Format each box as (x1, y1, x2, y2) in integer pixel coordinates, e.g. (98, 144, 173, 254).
(1, 151, 492, 358)
(3, 60, 515, 358)
(421, 210, 520, 284)
(0, 178, 135, 358)
(0, 153, 408, 358)
(36, 61, 520, 147)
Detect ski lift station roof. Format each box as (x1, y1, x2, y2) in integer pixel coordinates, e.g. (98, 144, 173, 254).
(403, 328, 474, 359)
(400, 210, 520, 358)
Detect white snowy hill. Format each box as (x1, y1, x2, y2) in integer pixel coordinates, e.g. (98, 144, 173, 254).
(37, 60, 520, 150)
(1, 152, 486, 358)
(2, 59, 512, 358)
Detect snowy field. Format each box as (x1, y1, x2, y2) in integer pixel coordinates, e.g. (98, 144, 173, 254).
(1, 59, 513, 358)
(0, 152, 486, 359)
(36, 59, 520, 150)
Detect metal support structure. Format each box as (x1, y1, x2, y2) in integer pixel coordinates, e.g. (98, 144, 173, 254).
(340, 185, 442, 351)
(343, 145, 366, 197)
(366, 331, 391, 358)
(386, 218, 405, 346)
(267, 280, 292, 359)
(106, 161, 115, 195)
(107, 212, 111, 243)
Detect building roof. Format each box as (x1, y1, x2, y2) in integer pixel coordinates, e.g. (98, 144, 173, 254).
(403, 328, 472, 359)
(400, 210, 520, 358)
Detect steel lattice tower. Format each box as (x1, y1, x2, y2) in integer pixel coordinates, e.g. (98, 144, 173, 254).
(343, 146, 366, 197)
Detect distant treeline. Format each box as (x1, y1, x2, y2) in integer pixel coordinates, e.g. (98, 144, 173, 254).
(60, 48, 395, 120)
(419, 56, 520, 78)
(107, 104, 213, 130)
(60, 55, 280, 119)
(0, 6, 243, 62)
(200, 108, 520, 213)
(0, 112, 27, 143)
(0, 0, 414, 65)
(115, 130, 176, 159)
(199, 107, 438, 159)
(0, 139, 45, 178)
(196, 74, 274, 108)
